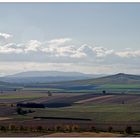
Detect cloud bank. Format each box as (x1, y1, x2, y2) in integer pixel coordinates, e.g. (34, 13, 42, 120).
(0, 32, 140, 74)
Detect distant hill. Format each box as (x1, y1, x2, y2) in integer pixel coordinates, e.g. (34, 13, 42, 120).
(5, 71, 94, 77)
(68, 73, 140, 85)
(1, 71, 105, 84)
(0, 73, 140, 92)
(41, 73, 140, 91)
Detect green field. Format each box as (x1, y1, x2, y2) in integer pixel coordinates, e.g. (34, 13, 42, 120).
(24, 103, 140, 122)
(0, 94, 48, 99)
(23, 87, 64, 92)
(100, 84, 140, 89)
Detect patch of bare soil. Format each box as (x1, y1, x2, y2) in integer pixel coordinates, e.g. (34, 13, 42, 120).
(75, 95, 114, 103)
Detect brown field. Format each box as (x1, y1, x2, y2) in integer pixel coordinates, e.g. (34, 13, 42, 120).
(75, 95, 114, 103)
(75, 95, 140, 104)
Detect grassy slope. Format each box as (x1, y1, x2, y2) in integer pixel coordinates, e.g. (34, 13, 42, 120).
(23, 73, 140, 92)
(26, 103, 140, 122)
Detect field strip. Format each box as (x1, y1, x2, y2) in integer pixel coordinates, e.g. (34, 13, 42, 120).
(75, 95, 114, 103)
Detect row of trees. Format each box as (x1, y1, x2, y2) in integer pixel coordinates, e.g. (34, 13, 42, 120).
(0, 124, 133, 134)
(16, 107, 34, 115)
(0, 124, 80, 133)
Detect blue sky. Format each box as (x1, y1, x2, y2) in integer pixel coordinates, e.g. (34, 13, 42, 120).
(0, 3, 140, 75)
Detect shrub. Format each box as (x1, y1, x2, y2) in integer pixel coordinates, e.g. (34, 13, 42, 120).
(19, 125, 27, 132)
(71, 125, 79, 132)
(90, 126, 96, 132)
(37, 126, 44, 132)
(108, 126, 113, 132)
(125, 126, 133, 134)
(9, 124, 17, 131)
(0, 126, 7, 132)
(63, 125, 72, 132)
(102, 90, 106, 95)
(54, 125, 61, 132)
(16, 107, 23, 115)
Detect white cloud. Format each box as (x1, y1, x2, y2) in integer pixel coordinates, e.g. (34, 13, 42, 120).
(0, 33, 140, 75)
(115, 50, 140, 58)
(0, 32, 12, 45)
(47, 38, 72, 45)
(24, 40, 42, 52)
(0, 33, 12, 39)
(0, 43, 23, 54)
(92, 46, 114, 57)
(0, 36, 139, 61)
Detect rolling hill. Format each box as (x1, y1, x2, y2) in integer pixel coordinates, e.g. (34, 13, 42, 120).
(45, 73, 140, 86)
(0, 72, 140, 93)
(69, 73, 140, 85)
(0, 71, 104, 84)
(29, 73, 140, 92)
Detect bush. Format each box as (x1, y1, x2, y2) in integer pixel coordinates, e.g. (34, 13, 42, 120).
(108, 126, 113, 132)
(90, 126, 96, 132)
(54, 125, 61, 132)
(102, 90, 106, 95)
(16, 107, 22, 114)
(125, 126, 133, 134)
(71, 125, 79, 132)
(9, 124, 17, 131)
(37, 126, 44, 132)
(0, 126, 7, 132)
(63, 125, 72, 132)
(19, 125, 27, 132)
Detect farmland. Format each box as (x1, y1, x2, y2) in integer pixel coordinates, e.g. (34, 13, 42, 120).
(0, 73, 139, 136)
(0, 91, 139, 135)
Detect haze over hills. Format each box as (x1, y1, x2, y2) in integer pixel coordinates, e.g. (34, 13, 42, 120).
(0, 71, 105, 84)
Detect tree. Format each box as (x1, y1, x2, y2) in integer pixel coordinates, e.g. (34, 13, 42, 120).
(37, 126, 44, 132)
(108, 126, 113, 132)
(0, 126, 7, 132)
(90, 126, 96, 132)
(55, 125, 61, 132)
(9, 124, 17, 131)
(122, 100, 125, 104)
(19, 125, 26, 132)
(48, 91, 52, 96)
(125, 126, 133, 134)
(102, 90, 106, 95)
(71, 125, 79, 132)
(16, 107, 23, 115)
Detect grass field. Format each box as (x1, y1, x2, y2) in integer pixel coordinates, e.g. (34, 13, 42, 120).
(101, 84, 140, 89)
(0, 95, 47, 99)
(24, 102, 140, 122)
(22, 84, 140, 93)
(23, 88, 64, 92)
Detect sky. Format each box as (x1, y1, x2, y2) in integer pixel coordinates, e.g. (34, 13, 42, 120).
(0, 3, 140, 75)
